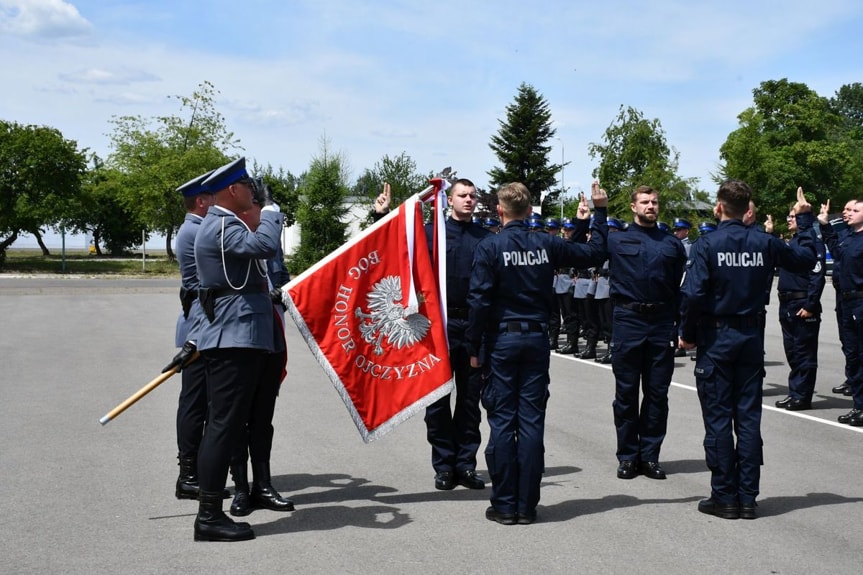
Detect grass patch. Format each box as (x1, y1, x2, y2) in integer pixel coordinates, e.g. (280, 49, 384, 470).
(2, 248, 180, 276)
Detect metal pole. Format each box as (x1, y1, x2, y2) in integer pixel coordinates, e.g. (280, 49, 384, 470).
(142, 229, 146, 272)
(560, 141, 565, 218)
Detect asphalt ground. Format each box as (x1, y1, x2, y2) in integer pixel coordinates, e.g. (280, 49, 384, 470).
(0, 276, 861, 575)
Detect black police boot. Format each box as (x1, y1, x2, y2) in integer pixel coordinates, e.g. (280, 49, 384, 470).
(229, 462, 253, 517)
(176, 455, 200, 500)
(559, 337, 579, 355)
(596, 350, 612, 364)
(579, 340, 597, 360)
(251, 461, 295, 512)
(194, 491, 254, 542)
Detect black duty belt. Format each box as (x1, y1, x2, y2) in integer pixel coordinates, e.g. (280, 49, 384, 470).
(211, 286, 266, 298)
(703, 315, 763, 329)
(842, 290, 863, 302)
(448, 307, 469, 319)
(778, 291, 807, 303)
(499, 321, 545, 333)
(612, 299, 667, 314)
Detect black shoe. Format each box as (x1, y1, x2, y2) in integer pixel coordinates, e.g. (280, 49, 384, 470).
(639, 461, 667, 480)
(785, 398, 812, 411)
(832, 383, 850, 394)
(697, 497, 739, 520)
(596, 351, 612, 364)
(844, 386, 854, 396)
(838, 408, 863, 424)
(485, 506, 517, 525)
(251, 485, 295, 512)
(739, 501, 757, 520)
(229, 489, 252, 517)
(194, 491, 255, 542)
(517, 511, 537, 525)
(579, 345, 597, 360)
(455, 470, 485, 490)
(774, 396, 793, 408)
(849, 411, 863, 427)
(617, 460, 639, 479)
(434, 471, 455, 490)
(674, 347, 687, 357)
(559, 343, 578, 355)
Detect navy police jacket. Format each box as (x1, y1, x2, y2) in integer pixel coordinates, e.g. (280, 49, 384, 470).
(426, 217, 491, 310)
(194, 206, 284, 352)
(822, 221, 863, 294)
(679, 213, 817, 343)
(776, 231, 826, 314)
(606, 222, 686, 313)
(466, 209, 608, 355)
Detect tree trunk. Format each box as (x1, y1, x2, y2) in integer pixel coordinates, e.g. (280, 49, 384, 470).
(34, 230, 51, 256)
(0, 232, 19, 269)
(93, 229, 103, 256)
(166, 228, 175, 261)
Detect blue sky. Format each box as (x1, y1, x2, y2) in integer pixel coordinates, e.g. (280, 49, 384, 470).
(2, 0, 863, 210)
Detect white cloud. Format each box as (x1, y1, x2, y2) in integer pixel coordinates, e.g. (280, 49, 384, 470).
(59, 67, 160, 85)
(0, 0, 92, 38)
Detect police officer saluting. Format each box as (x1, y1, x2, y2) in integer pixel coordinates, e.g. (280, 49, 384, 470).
(467, 182, 608, 525)
(679, 181, 816, 520)
(606, 183, 687, 481)
(191, 157, 284, 541)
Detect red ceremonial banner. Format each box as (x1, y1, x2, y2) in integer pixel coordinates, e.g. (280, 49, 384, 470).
(284, 190, 453, 442)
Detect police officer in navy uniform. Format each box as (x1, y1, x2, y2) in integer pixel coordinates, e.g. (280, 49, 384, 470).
(171, 170, 216, 500)
(818, 197, 863, 425)
(423, 178, 491, 491)
(606, 184, 687, 481)
(467, 182, 608, 525)
(829, 200, 857, 397)
(191, 157, 284, 541)
(774, 205, 826, 411)
(680, 181, 816, 520)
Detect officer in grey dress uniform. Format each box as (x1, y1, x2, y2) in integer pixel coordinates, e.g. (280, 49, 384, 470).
(191, 157, 284, 542)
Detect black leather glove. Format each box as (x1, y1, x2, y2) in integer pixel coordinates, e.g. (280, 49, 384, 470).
(270, 288, 285, 307)
(162, 340, 197, 373)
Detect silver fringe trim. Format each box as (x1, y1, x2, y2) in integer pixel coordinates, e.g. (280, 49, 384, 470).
(284, 290, 454, 443)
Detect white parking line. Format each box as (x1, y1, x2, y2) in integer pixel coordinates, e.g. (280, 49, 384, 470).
(553, 352, 863, 434)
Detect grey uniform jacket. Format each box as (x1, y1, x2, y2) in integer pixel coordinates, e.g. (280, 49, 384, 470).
(193, 205, 284, 352)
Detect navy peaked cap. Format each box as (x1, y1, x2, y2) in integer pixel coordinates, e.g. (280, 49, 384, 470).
(673, 217, 692, 229)
(202, 157, 250, 191)
(176, 169, 216, 197)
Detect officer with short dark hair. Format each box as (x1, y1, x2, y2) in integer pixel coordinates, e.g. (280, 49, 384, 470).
(424, 178, 491, 491)
(467, 182, 608, 525)
(680, 182, 816, 520)
(606, 184, 687, 481)
(172, 169, 216, 500)
(774, 206, 826, 411)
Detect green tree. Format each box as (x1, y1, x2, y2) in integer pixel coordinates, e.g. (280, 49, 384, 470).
(719, 79, 863, 223)
(588, 105, 699, 219)
(105, 81, 236, 259)
(290, 140, 350, 274)
(250, 160, 302, 228)
(830, 82, 863, 140)
(0, 120, 87, 267)
(488, 82, 560, 207)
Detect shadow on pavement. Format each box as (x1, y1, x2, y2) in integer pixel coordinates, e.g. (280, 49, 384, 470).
(757, 492, 863, 518)
(540, 494, 703, 522)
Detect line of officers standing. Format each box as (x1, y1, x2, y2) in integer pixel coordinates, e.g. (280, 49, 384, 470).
(430, 176, 859, 526)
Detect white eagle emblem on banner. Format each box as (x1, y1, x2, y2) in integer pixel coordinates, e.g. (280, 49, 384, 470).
(355, 276, 431, 355)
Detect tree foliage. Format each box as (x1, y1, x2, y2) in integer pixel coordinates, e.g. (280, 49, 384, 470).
(0, 120, 87, 267)
(105, 81, 236, 258)
(588, 105, 700, 220)
(353, 152, 427, 227)
(719, 79, 863, 223)
(488, 82, 560, 206)
(290, 140, 350, 274)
